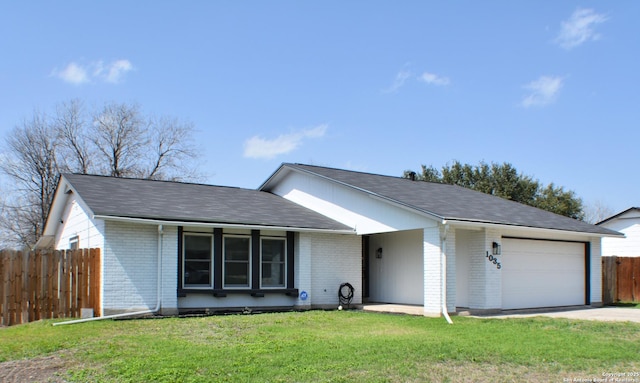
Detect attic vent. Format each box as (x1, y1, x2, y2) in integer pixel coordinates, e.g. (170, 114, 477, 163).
(408, 171, 417, 181)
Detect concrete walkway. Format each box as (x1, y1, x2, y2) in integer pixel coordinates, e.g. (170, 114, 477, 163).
(476, 307, 640, 323)
(361, 304, 640, 323)
(362, 303, 424, 316)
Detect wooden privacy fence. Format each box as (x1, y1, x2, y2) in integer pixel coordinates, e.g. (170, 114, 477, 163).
(602, 256, 640, 304)
(0, 248, 100, 326)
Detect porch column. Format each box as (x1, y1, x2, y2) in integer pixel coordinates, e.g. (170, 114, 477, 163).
(423, 225, 442, 316)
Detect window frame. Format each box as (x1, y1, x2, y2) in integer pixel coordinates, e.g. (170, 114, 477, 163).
(223, 234, 252, 289)
(69, 235, 79, 250)
(260, 236, 287, 289)
(176, 228, 298, 297)
(182, 232, 214, 289)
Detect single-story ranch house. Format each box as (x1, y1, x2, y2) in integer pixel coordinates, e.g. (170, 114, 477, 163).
(37, 163, 622, 317)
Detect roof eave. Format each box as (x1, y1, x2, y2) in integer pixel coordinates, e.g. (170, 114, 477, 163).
(258, 162, 289, 191)
(40, 174, 83, 238)
(445, 218, 624, 238)
(596, 207, 640, 226)
(93, 214, 356, 234)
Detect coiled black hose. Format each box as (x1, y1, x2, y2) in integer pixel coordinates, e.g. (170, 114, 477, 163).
(338, 282, 354, 308)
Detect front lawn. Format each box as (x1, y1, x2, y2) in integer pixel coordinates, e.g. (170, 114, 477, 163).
(1, 310, 638, 382)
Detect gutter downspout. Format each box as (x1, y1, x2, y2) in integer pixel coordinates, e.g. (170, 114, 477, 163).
(54, 225, 164, 326)
(441, 221, 453, 324)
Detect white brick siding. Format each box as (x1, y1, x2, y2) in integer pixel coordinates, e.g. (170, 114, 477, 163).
(464, 230, 488, 309)
(445, 228, 456, 313)
(309, 232, 362, 307)
(102, 222, 160, 315)
(483, 228, 502, 310)
(94, 221, 605, 314)
(590, 238, 602, 305)
(458, 228, 503, 311)
(294, 233, 312, 308)
(160, 226, 178, 315)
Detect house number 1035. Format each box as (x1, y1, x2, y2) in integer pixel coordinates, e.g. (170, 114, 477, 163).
(486, 251, 502, 269)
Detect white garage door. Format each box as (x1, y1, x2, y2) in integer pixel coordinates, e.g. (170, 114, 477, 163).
(502, 238, 585, 310)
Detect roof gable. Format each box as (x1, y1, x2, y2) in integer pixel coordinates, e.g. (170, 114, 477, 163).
(263, 163, 621, 237)
(597, 207, 640, 226)
(55, 173, 353, 232)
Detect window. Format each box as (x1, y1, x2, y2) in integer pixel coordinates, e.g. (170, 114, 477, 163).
(261, 238, 286, 288)
(178, 228, 295, 294)
(224, 236, 250, 287)
(69, 235, 79, 250)
(183, 234, 212, 288)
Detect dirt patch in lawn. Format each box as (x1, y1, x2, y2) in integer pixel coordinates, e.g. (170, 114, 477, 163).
(0, 353, 71, 383)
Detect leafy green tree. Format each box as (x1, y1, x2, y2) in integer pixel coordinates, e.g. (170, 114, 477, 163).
(404, 161, 584, 220)
(534, 183, 584, 220)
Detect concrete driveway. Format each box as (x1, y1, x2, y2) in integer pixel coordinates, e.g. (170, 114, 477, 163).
(476, 307, 640, 323)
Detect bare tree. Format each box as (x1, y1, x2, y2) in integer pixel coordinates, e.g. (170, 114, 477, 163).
(583, 200, 616, 224)
(91, 102, 147, 178)
(145, 116, 198, 180)
(54, 99, 92, 174)
(0, 112, 59, 247)
(0, 100, 202, 248)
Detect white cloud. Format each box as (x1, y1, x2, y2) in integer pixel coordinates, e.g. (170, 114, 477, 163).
(383, 69, 413, 93)
(556, 8, 608, 50)
(521, 75, 564, 108)
(419, 71, 450, 86)
(104, 60, 133, 83)
(53, 59, 133, 84)
(54, 62, 90, 85)
(243, 124, 328, 159)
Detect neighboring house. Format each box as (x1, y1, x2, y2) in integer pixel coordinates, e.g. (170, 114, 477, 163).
(37, 163, 622, 317)
(597, 207, 640, 257)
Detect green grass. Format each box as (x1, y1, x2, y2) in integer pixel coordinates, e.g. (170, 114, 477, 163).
(1, 310, 639, 382)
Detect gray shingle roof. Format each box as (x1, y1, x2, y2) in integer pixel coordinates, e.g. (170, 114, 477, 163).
(62, 173, 353, 232)
(275, 163, 620, 236)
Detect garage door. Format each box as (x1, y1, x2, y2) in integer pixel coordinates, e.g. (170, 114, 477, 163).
(502, 238, 585, 310)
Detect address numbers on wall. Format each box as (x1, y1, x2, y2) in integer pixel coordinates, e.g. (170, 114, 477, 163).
(486, 251, 502, 270)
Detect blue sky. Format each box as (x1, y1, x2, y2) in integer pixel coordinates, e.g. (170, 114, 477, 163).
(1, 1, 638, 214)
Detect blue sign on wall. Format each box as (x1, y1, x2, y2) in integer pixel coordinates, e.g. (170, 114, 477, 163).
(299, 291, 308, 301)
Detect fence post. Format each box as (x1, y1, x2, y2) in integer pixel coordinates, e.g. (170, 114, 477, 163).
(71, 250, 78, 318)
(28, 251, 37, 321)
(633, 257, 639, 302)
(601, 256, 616, 305)
(90, 248, 101, 317)
(1, 251, 9, 326)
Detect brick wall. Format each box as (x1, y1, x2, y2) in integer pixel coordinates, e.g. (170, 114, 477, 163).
(294, 233, 313, 308)
(483, 228, 502, 309)
(308, 232, 361, 307)
(102, 221, 160, 315)
(445, 228, 456, 313)
(590, 238, 602, 305)
(160, 226, 178, 314)
(464, 230, 486, 309)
